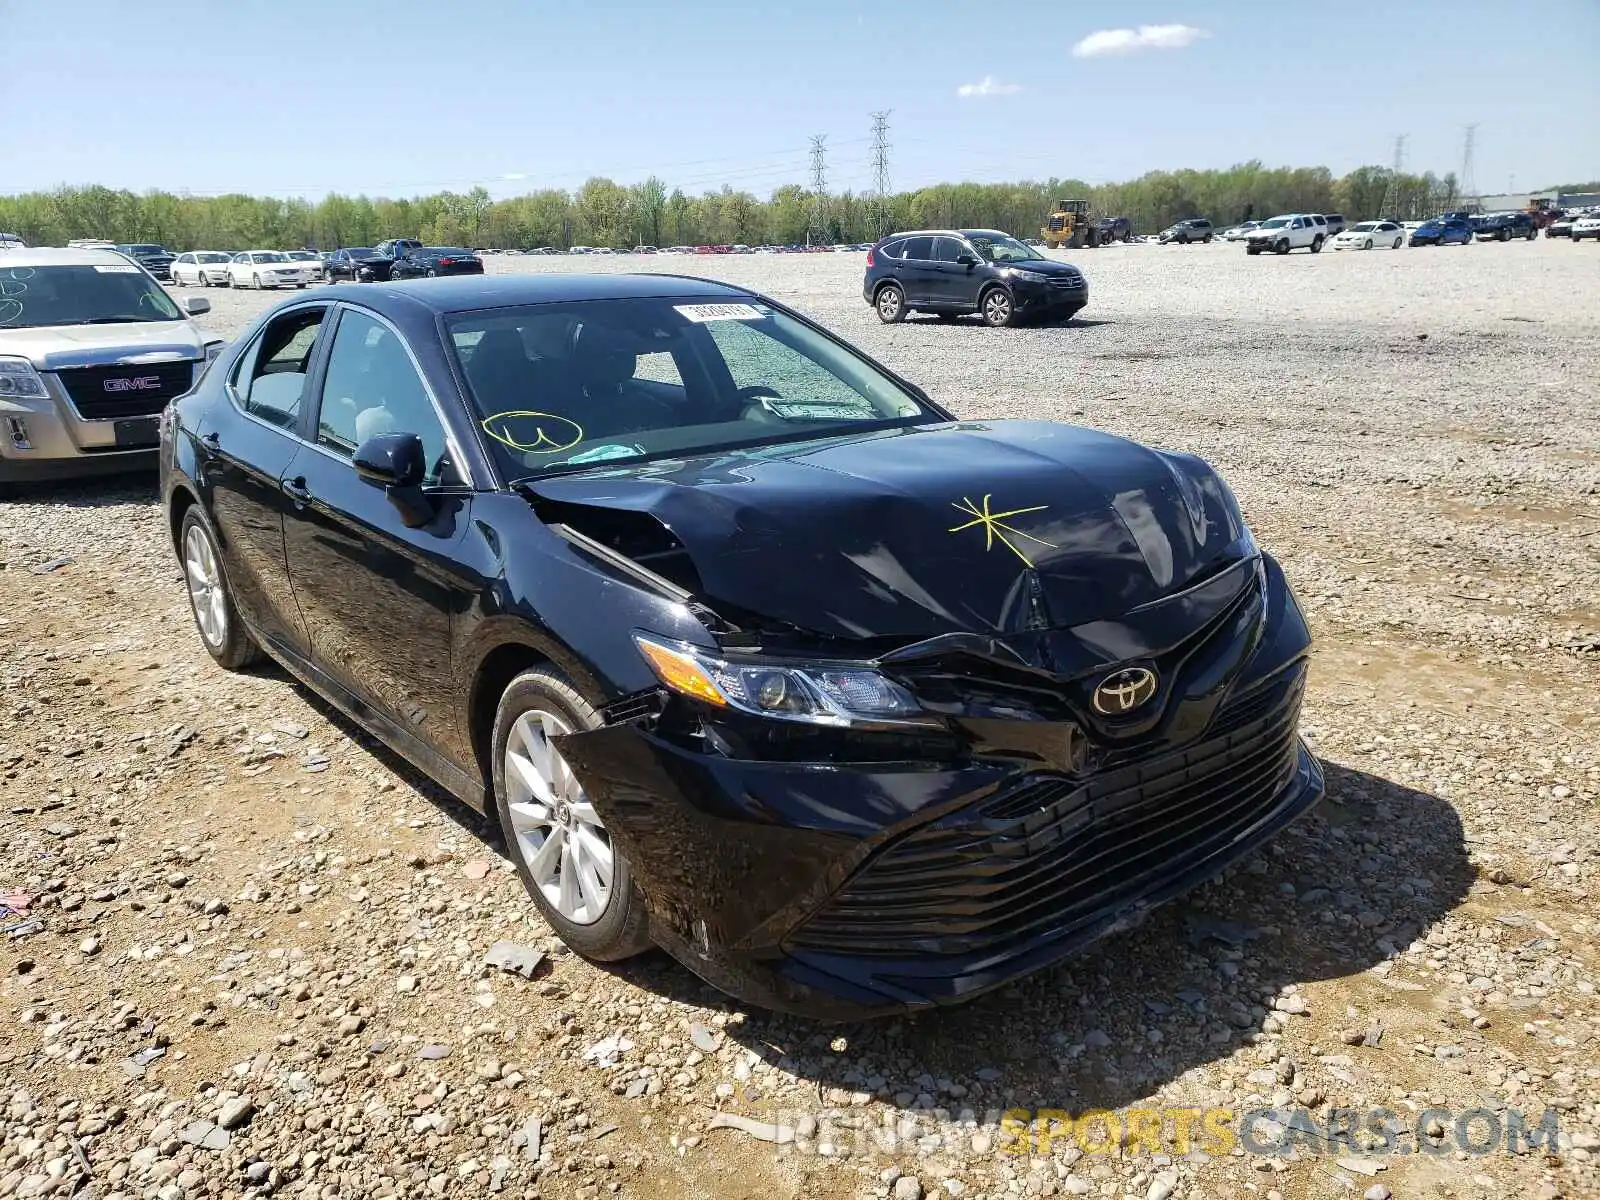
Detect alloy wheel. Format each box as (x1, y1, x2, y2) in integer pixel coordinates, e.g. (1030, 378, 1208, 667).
(983, 289, 1013, 326)
(183, 524, 227, 649)
(504, 709, 614, 925)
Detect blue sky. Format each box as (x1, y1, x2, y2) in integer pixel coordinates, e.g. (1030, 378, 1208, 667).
(3, 0, 1596, 200)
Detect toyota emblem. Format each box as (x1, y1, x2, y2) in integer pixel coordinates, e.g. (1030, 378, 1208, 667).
(1091, 666, 1159, 715)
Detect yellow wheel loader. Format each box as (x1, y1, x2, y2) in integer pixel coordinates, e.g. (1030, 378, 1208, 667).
(1041, 199, 1094, 249)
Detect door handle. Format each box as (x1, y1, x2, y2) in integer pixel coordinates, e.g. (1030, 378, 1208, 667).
(281, 477, 312, 503)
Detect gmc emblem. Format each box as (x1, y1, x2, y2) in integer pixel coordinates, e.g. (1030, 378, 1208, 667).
(104, 376, 162, 393)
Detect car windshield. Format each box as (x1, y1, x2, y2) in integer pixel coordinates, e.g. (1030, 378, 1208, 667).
(197, 252, 232, 263)
(286, 251, 316, 260)
(346, 248, 378, 258)
(253, 252, 290, 263)
(446, 297, 936, 479)
(0, 263, 183, 328)
(430, 247, 473, 256)
(967, 234, 1041, 263)
(1351, 223, 1379, 232)
(1259, 217, 1293, 229)
(120, 245, 165, 255)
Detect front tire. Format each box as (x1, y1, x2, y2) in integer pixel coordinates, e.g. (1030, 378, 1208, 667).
(1364, 239, 1373, 250)
(874, 282, 906, 324)
(980, 286, 1017, 328)
(179, 508, 261, 671)
(1275, 239, 1290, 255)
(1393, 237, 1402, 249)
(492, 668, 651, 962)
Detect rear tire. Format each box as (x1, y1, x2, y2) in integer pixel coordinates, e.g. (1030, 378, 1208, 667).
(1203, 233, 1213, 243)
(1310, 235, 1324, 254)
(874, 282, 906, 324)
(492, 667, 652, 962)
(252, 273, 262, 289)
(179, 508, 262, 672)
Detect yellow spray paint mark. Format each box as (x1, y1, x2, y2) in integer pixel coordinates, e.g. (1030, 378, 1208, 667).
(480, 411, 585, 455)
(948, 494, 1057, 568)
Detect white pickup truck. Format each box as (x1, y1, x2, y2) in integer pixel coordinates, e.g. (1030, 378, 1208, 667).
(1245, 214, 1330, 255)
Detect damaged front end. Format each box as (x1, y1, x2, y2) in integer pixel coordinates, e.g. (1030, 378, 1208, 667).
(520, 424, 1324, 1018)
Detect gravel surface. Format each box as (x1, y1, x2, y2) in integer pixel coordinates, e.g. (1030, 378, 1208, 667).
(1, 241, 1596, 1200)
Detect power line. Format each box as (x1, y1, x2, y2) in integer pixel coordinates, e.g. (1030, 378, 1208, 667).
(808, 134, 828, 247)
(869, 111, 892, 238)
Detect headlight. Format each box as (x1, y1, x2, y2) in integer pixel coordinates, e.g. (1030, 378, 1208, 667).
(1006, 269, 1052, 284)
(0, 357, 48, 399)
(633, 634, 923, 726)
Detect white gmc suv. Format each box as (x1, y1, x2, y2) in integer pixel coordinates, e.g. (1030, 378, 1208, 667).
(1245, 214, 1330, 255)
(0, 247, 222, 492)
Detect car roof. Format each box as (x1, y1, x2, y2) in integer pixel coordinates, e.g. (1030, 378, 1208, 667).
(0, 246, 140, 268)
(320, 272, 751, 315)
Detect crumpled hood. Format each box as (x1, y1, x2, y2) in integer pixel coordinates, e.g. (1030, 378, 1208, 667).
(1, 320, 208, 371)
(527, 420, 1254, 641)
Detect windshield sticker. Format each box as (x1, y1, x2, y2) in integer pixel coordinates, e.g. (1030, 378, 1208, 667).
(480, 411, 585, 455)
(673, 303, 764, 323)
(948, 494, 1057, 568)
(93, 263, 140, 273)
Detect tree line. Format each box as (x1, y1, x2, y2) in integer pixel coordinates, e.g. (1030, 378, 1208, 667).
(0, 161, 1464, 251)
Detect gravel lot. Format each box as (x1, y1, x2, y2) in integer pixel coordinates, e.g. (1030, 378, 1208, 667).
(1, 241, 1597, 1200)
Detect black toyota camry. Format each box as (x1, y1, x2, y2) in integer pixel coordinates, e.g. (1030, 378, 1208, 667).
(160, 274, 1322, 1019)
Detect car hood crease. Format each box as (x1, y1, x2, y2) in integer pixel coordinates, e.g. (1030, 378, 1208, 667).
(524, 420, 1251, 641)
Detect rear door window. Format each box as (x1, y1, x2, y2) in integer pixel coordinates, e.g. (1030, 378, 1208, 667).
(931, 237, 967, 263)
(900, 236, 934, 261)
(231, 307, 329, 431)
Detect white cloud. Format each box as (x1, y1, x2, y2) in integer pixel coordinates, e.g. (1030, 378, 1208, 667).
(956, 76, 1023, 98)
(1071, 23, 1209, 58)
(501, 172, 528, 181)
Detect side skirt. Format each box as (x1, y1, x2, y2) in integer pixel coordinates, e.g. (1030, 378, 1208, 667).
(252, 628, 488, 812)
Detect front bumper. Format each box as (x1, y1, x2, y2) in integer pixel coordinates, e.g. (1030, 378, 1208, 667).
(558, 553, 1323, 1019)
(1011, 280, 1088, 315)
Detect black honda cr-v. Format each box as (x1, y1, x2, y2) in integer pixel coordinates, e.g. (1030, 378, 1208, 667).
(863, 229, 1088, 328)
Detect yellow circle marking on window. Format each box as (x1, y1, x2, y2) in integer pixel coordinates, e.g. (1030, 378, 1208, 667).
(480, 411, 585, 455)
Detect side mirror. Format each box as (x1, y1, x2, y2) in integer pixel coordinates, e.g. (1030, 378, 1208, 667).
(354, 431, 433, 527)
(956, 253, 977, 267)
(182, 296, 211, 316)
(354, 431, 426, 487)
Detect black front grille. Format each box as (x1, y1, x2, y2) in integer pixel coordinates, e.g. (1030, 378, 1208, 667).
(791, 665, 1307, 959)
(55, 360, 197, 420)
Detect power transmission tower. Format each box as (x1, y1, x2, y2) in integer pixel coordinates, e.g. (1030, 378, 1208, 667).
(1378, 135, 1406, 219)
(1458, 124, 1478, 210)
(869, 110, 892, 238)
(808, 135, 829, 247)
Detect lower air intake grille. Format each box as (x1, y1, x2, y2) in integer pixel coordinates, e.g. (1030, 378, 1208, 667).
(791, 665, 1307, 959)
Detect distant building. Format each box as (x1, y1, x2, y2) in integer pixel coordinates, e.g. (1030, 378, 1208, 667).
(1470, 189, 1600, 213)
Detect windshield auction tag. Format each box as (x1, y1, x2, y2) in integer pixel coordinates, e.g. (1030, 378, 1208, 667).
(93, 264, 141, 273)
(673, 303, 764, 323)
